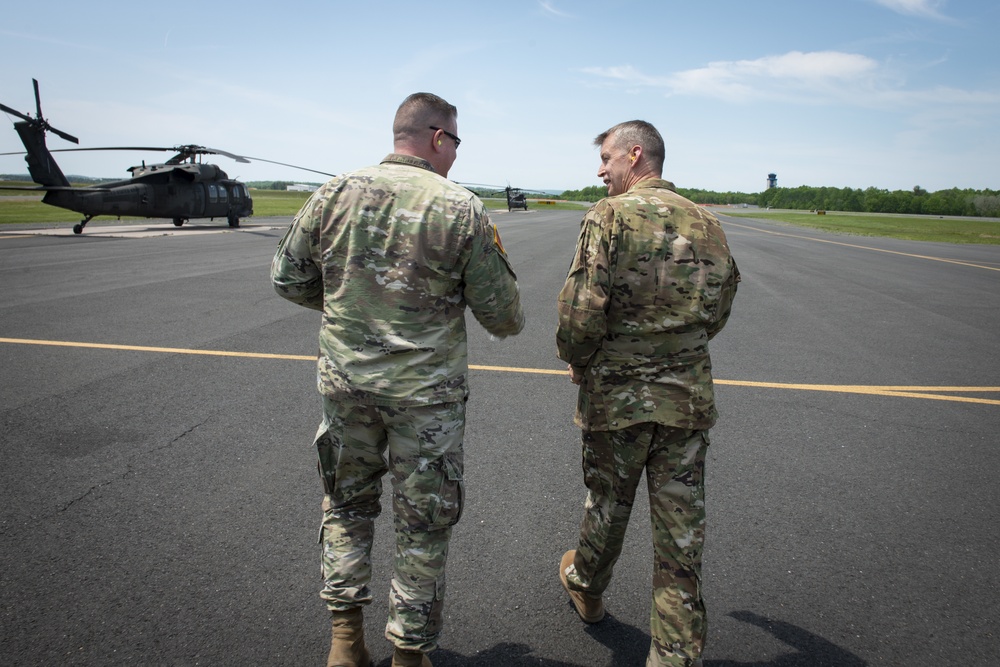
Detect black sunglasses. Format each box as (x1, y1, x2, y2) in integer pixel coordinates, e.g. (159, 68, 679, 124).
(429, 125, 461, 148)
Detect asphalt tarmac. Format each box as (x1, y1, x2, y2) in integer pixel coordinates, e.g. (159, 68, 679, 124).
(1, 210, 998, 666)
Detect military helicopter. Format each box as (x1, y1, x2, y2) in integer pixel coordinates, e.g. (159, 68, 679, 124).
(1, 79, 334, 234)
(460, 183, 546, 211)
(503, 186, 529, 212)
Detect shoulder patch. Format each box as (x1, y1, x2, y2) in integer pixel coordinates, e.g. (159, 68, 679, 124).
(492, 224, 507, 256)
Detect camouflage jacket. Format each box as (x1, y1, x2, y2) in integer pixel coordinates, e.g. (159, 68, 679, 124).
(271, 153, 524, 406)
(556, 178, 739, 432)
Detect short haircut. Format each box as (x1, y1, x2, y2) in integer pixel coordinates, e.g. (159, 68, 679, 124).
(393, 93, 458, 143)
(594, 120, 665, 173)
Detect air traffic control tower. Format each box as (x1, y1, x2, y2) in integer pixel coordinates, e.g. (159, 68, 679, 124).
(767, 173, 778, 189)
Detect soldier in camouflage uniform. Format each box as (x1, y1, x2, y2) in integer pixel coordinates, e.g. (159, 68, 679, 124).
(271, 93, 524, 667)
(556, 120, 739, 667)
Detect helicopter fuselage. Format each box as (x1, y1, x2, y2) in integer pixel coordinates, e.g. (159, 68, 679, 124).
(44, 162, 254, 224)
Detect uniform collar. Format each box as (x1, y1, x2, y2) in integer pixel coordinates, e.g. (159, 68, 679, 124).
(381, 153, 435, 172)
(628, 177, 677, 193)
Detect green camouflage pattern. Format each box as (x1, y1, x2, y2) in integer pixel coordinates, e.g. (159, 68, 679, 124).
(556, 178, 739, 432)
(272, 153, 523, 653)
(271, 153, 524, 406)
(558, 178, 737, 666)
(316, 397, 465, 653)
(564, 425, 709, 667)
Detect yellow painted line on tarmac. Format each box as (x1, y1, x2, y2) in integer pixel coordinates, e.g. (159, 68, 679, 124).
(0, 234, 37, 240)
(713, 379, 1000, 406)
(469, 363, 564, 375)
(2, 336, 998, 406)
(0, 337, 311, 361)
(722, 220, 1000, 272)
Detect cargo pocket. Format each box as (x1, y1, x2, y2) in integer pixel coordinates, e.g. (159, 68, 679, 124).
(428, 454, 464, 528)
(316, 432, 337, 545)
(315, 432, 337, 495)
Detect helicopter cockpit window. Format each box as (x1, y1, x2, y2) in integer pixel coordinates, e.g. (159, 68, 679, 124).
(208, 184, 218, 203)
(218, 186, 227, 203)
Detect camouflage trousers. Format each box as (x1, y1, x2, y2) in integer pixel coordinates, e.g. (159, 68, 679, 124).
(564, 424, 709, 667)
(315, 396, 465, 653)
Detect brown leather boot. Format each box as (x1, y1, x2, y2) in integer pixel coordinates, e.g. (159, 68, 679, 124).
(391, 647, 433, 667)
(560, 550, 605, 623)
(326, 608, 371, 667)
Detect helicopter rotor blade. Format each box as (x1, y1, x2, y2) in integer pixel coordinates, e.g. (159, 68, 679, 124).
(201, 146, 250, 164)
(174, 144, 329, 175)
(2, 130, 334, 178)
(47, 146, 176, 154)
(239, 155, 335, 177)
(0, 102, 33, 124)
(48, 127, 80, 145)
(33, 79, 42, 120)
(2, 146, 177, 159)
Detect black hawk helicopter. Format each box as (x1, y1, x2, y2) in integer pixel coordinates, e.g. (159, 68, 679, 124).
(460, 183, 546, 211)
(504, 185, 529, 212)
(1, 79, 333, 234)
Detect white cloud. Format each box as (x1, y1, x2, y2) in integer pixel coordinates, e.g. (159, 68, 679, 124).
(538, 1, 572, 18)
(583, 52, 880, 104)
(579, 64, 672, 88)
(673, 51, 877, 98)
(872, 0, 953, 21)
(581, 50, 1000, 118)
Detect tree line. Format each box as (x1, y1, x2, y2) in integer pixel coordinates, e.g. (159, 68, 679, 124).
(757, 185, 1000, 217)
(7, 172, 996, 217)
(558, 184, 1000, 218)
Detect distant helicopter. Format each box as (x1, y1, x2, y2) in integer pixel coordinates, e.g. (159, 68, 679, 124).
(461, 183, 546, 212)
(504, 186, 529, 212)
(1, 79, 334, 234)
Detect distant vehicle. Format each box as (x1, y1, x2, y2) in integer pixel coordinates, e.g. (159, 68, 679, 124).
(1, 79, 333, 234)
(505, 186, 528, 212)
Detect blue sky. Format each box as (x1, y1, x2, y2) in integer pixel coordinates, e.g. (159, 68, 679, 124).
(2, 0, 998, 193)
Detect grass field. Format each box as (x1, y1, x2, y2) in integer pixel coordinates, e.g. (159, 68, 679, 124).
(2, 187, 998, 245)
(720, 208, 1000, 245)
(0, 187, 589, 224)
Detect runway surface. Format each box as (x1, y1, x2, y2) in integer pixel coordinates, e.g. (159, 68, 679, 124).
(1, 211, 998, 666)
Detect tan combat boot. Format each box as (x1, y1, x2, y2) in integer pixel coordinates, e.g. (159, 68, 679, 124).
(560, 550, 605, 623)
(326, 607, 371, 667)
(391, 647, 433, 667)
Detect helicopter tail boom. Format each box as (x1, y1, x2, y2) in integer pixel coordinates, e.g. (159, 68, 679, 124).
(13, 121, 71, 188)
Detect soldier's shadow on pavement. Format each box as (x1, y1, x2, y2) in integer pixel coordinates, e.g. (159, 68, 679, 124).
(374, 609, 866, 666)
(580, 610, 866, 667)
(707, 611, 867, 667)
(398, 642, 583, 666)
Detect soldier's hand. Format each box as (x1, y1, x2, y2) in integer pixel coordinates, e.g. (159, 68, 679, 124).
(568, 365, 584, 385)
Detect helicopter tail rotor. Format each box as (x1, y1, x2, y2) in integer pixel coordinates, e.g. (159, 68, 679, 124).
(0, 79, 79, 145)
(32, 79, 79, 144)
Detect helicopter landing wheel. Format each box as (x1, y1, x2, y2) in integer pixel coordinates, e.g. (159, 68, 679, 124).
(172, 218, 186, 227)
(227, 214, 240, 228)
(73, 215, 93, 235)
